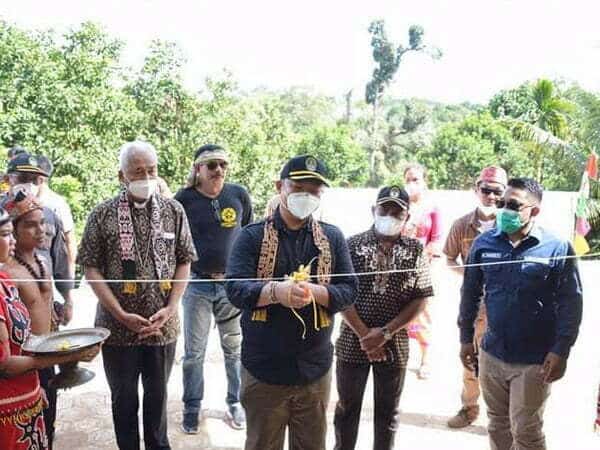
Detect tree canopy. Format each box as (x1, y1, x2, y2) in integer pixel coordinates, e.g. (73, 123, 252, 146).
(1, 19, 598, 236)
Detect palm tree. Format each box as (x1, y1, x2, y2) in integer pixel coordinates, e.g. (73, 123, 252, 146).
(502, 79, 575, 182)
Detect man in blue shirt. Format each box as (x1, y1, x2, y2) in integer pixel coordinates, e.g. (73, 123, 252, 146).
(226, 155, 357, 450)
(459, 177, 583, 450)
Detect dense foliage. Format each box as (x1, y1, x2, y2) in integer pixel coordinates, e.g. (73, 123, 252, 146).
(0, 20, 598, 237)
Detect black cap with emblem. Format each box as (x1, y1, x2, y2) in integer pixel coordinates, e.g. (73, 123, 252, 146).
(280, 155, 329, 186)
(7, 153, 49, 177)
(376, 186, 410, 210)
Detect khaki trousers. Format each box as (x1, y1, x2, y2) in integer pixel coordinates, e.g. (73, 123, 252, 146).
(480, 350, 551, 450)
(462, 305, 487, 407)
(241, 367, 331, 450)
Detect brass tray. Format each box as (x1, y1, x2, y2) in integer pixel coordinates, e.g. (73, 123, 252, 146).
(22, 327, 110, 355)
(22, 327, 110, 389)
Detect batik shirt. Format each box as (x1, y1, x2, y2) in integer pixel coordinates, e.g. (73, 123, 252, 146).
(336, 229, 434, 367)
(78, 194, 197, 346)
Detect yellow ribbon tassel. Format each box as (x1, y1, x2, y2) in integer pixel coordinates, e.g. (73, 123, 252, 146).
(318, 305, 331, 328)
(252, 309, 268, 322)
(250, 259, 331, 335)
(160, 280, 172, 294)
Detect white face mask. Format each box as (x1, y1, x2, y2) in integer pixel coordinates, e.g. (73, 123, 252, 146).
(11, 183, 39, 197)
(478, 203, 497, 217)
(286, 192, 320, 220)
(127, 179, 158, 200)
(374, 214, 405, 237)
(405, 182, 423, 197)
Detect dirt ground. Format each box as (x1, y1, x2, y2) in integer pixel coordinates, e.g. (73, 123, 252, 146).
(52, 262, 599, 450)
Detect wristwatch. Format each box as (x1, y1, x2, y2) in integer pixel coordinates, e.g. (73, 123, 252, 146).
(381, 326, 393, 341)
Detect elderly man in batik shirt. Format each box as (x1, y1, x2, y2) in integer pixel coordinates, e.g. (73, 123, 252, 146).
(334, 186, 433, 450)
(78, 141, 196, 450)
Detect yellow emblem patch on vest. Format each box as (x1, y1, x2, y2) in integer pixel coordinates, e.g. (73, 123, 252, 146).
(221, 207, 237, 228)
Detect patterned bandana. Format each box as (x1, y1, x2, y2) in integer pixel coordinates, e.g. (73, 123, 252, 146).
(117, 189, 171, 295)
(194, 149, 229, 165)
(4, 191, 42, 222)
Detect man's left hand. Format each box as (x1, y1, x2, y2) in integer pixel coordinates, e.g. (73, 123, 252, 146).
(149, 306, 175, 330)
(360, 328, 386, 353)
(366, 347, 387, 363)
(539, 352, 567, 384)
(137, 306, 175, 341)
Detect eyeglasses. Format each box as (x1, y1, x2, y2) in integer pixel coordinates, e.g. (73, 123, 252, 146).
(479, 187, 504, 197)
(496, 199, 533, 212)
(211, 199, 221, 223)
(205, 160, 228, 171)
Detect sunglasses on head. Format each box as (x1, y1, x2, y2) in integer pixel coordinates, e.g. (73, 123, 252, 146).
(205, 160, 228, 171)
(496, 199, 533, 212)
(479, 186, 504, 196)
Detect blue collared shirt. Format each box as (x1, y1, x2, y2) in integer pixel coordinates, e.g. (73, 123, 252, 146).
(459, 225, 583, 364)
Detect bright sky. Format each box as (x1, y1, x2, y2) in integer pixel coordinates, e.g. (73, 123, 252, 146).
(2, 0, 599, 104)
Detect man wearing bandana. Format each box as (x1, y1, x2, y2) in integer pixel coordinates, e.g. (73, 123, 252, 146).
(78, 141, 197, 450)
(459, 177, 583, 450)
(175, 144, 253, 432)
(3, 191, 57, 448)
(226, 155, 357, 450)
(3, 153, 73, 325)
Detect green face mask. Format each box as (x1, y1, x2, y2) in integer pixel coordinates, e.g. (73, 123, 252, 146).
(496, 208, 523, 234)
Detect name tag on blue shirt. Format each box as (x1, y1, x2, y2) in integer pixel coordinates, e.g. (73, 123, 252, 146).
(482, 252, 502, 259)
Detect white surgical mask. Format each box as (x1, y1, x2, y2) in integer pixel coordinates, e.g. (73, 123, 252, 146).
(127, 179, 158, 200)
(404, 183, 423, 197)
(374, 214, 404, 237)
(478, 203, 497, 217)
(286, 192, 320, 220)
(11, 183, 39, 197)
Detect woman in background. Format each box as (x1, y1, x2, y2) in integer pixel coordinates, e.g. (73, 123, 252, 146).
(402, 163, 442, 380)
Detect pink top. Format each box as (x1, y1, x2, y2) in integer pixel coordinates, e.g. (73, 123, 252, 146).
(405, 203, 442, 247)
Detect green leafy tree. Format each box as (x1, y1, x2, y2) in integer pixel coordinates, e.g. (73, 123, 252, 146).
(416, 113, 529, 188)
(125, 40, 203, 189)
(0, 21, 141, 225)
(364, 20, 441, 184)
(489, 79, 579, 187)
(294, 124, 369, 187)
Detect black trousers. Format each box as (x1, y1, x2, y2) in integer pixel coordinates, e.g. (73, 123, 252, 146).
(333, 360, 407, 450)
(39, 366, 57, 450)
(102, 343, 176, 450)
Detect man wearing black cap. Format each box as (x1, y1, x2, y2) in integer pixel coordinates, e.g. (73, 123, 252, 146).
(333, 186, 433, 450)
(175, 144, 253, 432)
(226, 155, 358, 450)
(33, 155, 77, 296)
